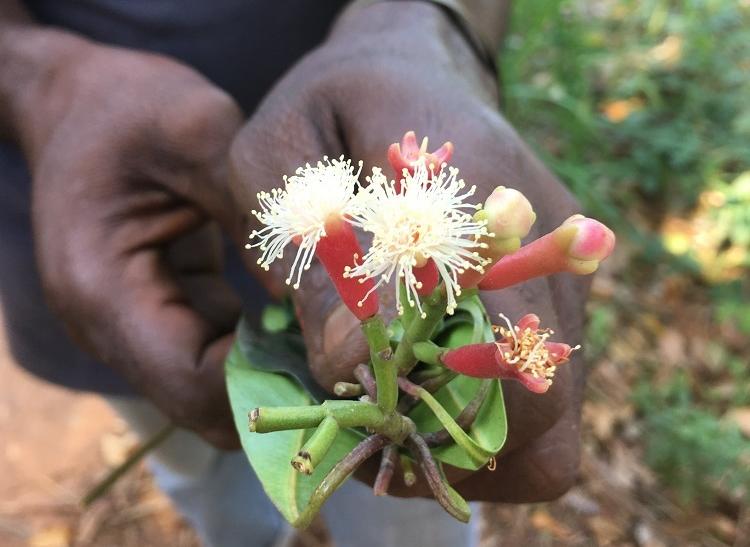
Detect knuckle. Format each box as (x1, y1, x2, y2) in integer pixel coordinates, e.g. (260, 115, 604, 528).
(160, 86, 242, 160)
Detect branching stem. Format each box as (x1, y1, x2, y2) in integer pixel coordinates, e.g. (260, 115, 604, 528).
(296, 435, 389, 529)
(373, 444, 398, 496)
(361, 316, 397, 414)
(405, 434, 470, 522)
(423, 379, 493, 447)
(353, 363, 377, 400)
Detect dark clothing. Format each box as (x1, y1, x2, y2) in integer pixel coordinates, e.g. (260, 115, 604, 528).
(0, 1, 348, 394)
(25, 0, 349, 114)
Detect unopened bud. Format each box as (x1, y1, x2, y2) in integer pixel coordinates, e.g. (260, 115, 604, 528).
(482, 186, 536, 240)
(554, 215, 616, 274)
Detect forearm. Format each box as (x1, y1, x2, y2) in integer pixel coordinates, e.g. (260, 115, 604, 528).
(0, 2, 89, 143)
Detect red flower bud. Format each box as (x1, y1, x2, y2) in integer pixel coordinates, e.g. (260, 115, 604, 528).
(479, 215, 615, 291)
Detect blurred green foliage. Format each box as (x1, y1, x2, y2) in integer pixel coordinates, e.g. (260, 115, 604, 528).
(502, 0, 750, 216)
(501, 0, 750, 508)
(635, 377, 750, 506)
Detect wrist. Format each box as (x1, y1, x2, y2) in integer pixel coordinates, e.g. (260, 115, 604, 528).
(0, 24, 93, 144)
(359, 0, 503, 72)
(332, 1, 498, 100)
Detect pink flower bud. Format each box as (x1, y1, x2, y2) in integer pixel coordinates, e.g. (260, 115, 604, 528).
(478, 215, 615, 291)
(457, 187, 535, 289)
(440, 313, 577, 394)
(482, 186, 536, 240)
(315, 217, 379, 320)
(387, 130, 453, 177)
(559, 214, 616, 274)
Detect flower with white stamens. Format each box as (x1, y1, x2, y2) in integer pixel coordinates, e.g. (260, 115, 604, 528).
(345, 162, 489, 317)
(246, 156, 361, 289)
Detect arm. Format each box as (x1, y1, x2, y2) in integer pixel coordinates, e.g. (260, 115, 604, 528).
(0, 0, 245, 447)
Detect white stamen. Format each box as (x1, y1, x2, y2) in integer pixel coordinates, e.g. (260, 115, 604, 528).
(345, 162, 489, 316)
(497, 313, 518, 344)
(246, 157, 361, 288)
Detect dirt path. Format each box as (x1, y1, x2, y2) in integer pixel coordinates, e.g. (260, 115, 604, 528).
(0, 315, 200, 547)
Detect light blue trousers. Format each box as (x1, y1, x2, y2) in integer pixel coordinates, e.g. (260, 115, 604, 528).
(109, 397, 479, 547)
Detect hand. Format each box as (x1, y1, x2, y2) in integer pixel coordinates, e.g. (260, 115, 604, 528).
(13, 30, 244, 448)
(230, 1, 589, 500)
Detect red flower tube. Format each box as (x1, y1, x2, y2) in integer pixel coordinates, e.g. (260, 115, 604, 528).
(247, 156, 380, 321)
(314, 217, 379, 320)
(413, 259, 440, 297)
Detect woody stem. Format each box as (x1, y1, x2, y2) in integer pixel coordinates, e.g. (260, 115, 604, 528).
(373, 444, 398, 496)
(296, 435, 390, 529)
(405, 433, 470, 522)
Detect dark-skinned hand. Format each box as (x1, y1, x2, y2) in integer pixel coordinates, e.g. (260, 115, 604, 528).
(10, 29, 245, 449)
(230, 2, 590, 502)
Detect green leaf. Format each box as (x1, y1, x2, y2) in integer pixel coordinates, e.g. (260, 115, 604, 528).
(408, 296, 507, 470)
(235, 318, 328, 403)
(226, 320, 361, 526)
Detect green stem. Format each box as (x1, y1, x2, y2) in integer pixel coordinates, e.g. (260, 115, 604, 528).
(296, 435, 389, 529)
(361, 315, 397, 414)
(423, 379, 493, 447)
(291, 416, 340, 475)
(249, 405, 326, 432)
(412, 341, 446, 367)
(398, 378, 493, 467)
(399, 281, 417, 328)
(320, 400, 384, 429)
(249, 400, 384, 433)
(82, 423, 176, 506)
(394, 290, 447, 375)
